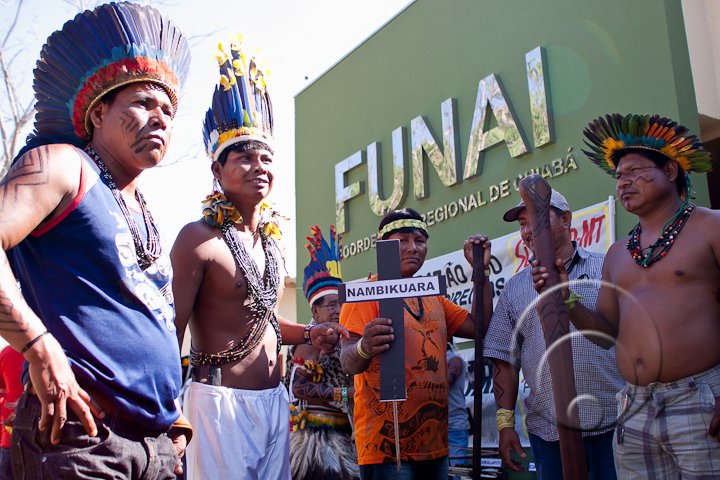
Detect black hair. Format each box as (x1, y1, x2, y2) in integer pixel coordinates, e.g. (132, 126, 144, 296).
(378, 208, 429, 240)
(216, 140, 274, 166)
(99, 87, 121, 106)
(615, 148, 686, 195)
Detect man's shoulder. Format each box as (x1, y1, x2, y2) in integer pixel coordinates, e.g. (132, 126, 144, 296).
(504, 266, 533, 290)
(577, 247, 606, 267)
(10, 143, 81, 175)
(171, 220, 223, 260)
(692, 206, 720, 225)
(176, 219, 220, 242)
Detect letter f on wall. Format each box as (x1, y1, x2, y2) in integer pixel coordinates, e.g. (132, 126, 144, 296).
(335, 151, 365, 234)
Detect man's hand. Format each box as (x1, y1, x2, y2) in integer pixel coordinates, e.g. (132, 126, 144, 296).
(24, 332, 102, 445)
(498, 428, 526, 473)
(169, 431, 188, 475)
(359, 318, 394, 358)
(310, 323, 350, 354)
(710, 397, 720, 439)
(463, 235, 491, 267)
(531, 258, 569, 296)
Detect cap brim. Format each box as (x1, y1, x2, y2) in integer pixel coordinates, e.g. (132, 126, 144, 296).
(503, 205, 526, 222)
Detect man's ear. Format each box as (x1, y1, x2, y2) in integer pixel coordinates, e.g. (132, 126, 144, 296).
(88, 101, 108, 132)
(211, 161, 222, 183)
(663, 160, 679, 183)
(562, 210, 573, 228)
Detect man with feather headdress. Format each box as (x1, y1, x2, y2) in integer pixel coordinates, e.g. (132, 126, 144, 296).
(0, 3, 193, 478)
(172, 36, 347, 479)
(534, 113, 720, 477)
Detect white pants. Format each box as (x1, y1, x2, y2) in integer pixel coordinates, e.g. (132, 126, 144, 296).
(183, 381, 291, 480)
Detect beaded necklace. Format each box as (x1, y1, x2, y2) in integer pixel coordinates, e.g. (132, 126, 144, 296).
(190, 221, 283, 366)
(84, 147, 161, 270)
(626, 202, 695, 268)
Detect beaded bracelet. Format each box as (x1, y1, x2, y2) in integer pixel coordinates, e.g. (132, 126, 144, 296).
(496, 408, 515, 431)
(21, 331, 49, 354)
(564, 291, 584, 310)
(332, 387, 342, 403)
(356, 338, 371, 360)
(341, 386, 348, 403)
(303, 323, 315, 345)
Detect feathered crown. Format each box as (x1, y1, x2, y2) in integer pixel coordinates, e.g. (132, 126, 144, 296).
(27, 2, 190, 149)
(582, 113, 713, 176)
(202, 34, 274, 162)
(303, 226, 343, 306)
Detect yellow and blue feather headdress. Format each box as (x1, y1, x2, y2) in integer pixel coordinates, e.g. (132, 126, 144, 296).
(202, 35, 274, 162)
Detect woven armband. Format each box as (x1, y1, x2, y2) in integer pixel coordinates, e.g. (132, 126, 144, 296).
(496, 408, 515, 431)
(303, 323, 315, 345)
(564, 291, 584, 310)
(332, 387, 342, 403)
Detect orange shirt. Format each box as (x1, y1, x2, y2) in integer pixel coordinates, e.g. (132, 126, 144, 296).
(340, 295, 468, 465)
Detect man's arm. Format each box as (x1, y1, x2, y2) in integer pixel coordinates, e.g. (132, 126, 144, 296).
(702, 208, 720, 439)
(0, 145, 99, 444)
(447, 355, 463, 386)
(278, 316, 348, 353)
(339, 318, 394, 375)
(290, 344, 354, 402)
(492, 359, 527, 473)
(531, 249, 620, 349)
(170, 223, 207, 349)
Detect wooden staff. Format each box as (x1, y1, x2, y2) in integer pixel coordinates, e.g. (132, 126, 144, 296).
(471, 242, 486, 480)
(519, 175, 587, 479)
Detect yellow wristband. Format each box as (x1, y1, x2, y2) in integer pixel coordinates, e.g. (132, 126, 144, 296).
(496, 408, 515, 431)
(356, 338, 371, 360)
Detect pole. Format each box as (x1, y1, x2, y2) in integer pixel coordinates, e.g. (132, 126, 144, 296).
(471, 242, 486, 480)
(518, 174, 587, 480)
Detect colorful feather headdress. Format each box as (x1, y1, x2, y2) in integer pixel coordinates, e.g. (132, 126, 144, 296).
(202, 34, 274, 162)
(582, 113, 713, 176)
(303, 226, 343, 306)
(27, 2, 190, 149)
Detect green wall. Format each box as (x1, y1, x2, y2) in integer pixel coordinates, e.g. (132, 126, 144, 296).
(294, 0, 707, 319)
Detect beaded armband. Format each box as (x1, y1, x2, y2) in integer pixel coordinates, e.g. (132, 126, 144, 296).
(564, 291, 584, 310)
(303, 323, 315, 345)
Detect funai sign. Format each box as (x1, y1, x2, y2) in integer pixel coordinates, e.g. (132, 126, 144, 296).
(334, 46, 580, 250)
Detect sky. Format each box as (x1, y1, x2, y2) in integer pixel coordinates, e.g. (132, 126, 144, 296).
(0, 0, 414, 277)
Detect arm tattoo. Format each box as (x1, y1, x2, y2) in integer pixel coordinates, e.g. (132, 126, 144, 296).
(0, 146, 50, 223)
(292, 375, 335, 402)
(0, 254, 28, 333)
(492, 361, 514, 408)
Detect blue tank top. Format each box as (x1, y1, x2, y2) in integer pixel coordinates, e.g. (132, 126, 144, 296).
(9, 148, 180, 432)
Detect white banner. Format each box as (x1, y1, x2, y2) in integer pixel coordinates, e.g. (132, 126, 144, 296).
(419, 197, 615, 447)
